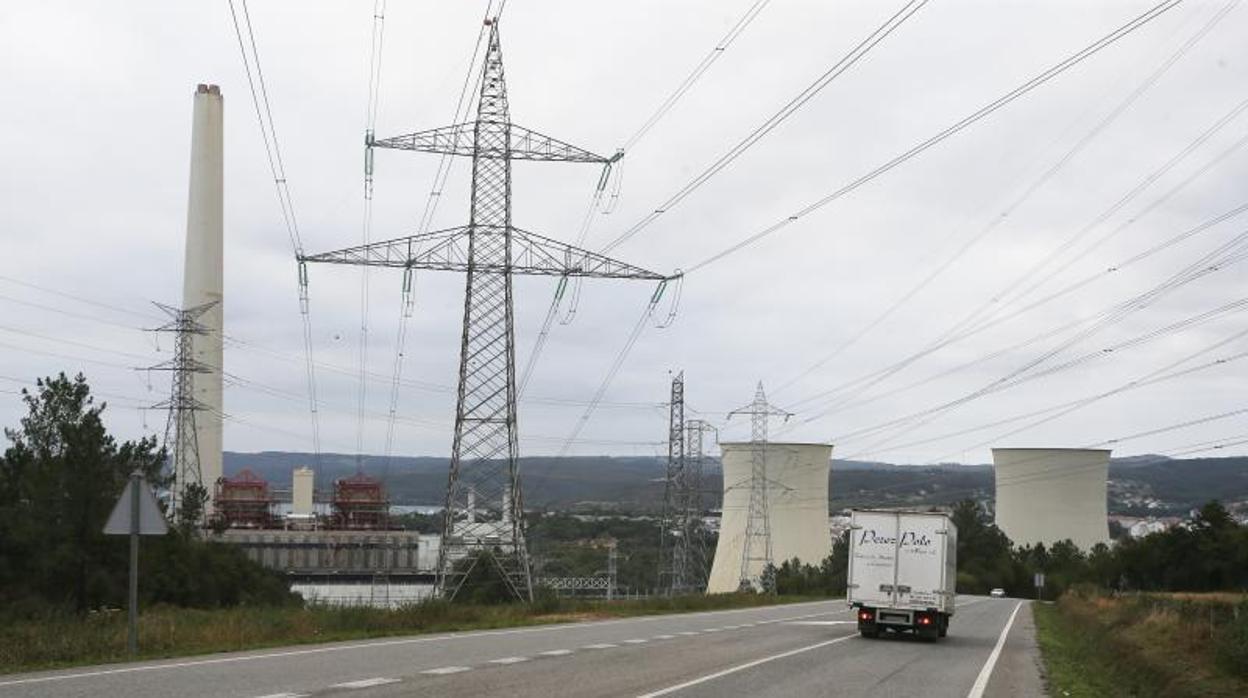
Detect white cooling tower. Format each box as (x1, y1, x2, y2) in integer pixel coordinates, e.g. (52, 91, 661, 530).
(183, 83, 224, 508)
(992, 448, 1111, 550)
(707, 442, 833, 594)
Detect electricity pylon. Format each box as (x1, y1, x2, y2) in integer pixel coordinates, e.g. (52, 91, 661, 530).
(658, 372, 687, 594)
(659, 374, 716, 595)
(146, 301, 217, 521)
(300, 19, 672, 602)
(727, 382, 791, 592)
(684, 418, 716, 591)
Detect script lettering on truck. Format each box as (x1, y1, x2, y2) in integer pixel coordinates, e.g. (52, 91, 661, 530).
(858, 530, 935, 548)
(858, 530, 894, 546)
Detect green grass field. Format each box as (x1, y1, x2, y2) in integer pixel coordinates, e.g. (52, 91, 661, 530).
(1034, 590, 1248, 698)
(0, 593, 828, 675)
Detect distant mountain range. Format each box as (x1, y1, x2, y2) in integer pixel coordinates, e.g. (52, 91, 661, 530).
(223, 451, 1247, 515)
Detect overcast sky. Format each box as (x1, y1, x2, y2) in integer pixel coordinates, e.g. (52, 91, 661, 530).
(2, 0, 1246, 465)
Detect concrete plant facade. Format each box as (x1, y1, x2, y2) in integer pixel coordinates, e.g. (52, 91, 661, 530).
(707, 442, 833, 593)
(183, 84, 224, 507)
(992, 447, 1111, 551)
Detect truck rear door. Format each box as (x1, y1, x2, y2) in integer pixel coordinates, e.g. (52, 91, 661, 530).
(895, 514, 947, 610)
(849, 511, 900, 608)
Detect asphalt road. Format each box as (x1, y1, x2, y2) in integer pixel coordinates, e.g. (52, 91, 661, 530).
(0, 597, 1044, 698)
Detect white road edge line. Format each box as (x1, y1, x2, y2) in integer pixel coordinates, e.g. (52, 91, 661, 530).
(254, 693, 309, 698)
(966, 601, 1024, 698)
(331, 677, 401, 688)
(636, 633, 857, 697)
(0, 600, 848, 688)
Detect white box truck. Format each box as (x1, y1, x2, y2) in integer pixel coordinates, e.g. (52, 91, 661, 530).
(846, 509, 957, 640)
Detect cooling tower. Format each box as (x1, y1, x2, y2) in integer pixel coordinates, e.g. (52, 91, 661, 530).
(707, 442, 833, 594)
(992, 448, 1111, 550)
(183, 84, 224, 508)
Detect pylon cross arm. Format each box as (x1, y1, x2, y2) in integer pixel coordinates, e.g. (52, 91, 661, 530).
(371, 121, 616, 164)
(299, 225, 670, 281)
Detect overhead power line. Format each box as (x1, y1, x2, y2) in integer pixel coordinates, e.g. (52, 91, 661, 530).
(785, 148, 1248, 429)
(355, 0, 388, 472)
(516, 0, 777, 404)
(681, 0, 1187, 274)
(226, 0, 325, 469)
(621, 0, 775, 152)
(602, 0, 931, 253)
(774, 0, 1239, 394)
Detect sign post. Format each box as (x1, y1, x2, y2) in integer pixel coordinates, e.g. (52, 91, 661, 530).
(1034, 572, 1046, 601)
(103, 470, 168, 655)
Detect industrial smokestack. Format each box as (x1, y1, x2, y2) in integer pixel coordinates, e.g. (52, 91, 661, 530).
(182, 83, 224, 509)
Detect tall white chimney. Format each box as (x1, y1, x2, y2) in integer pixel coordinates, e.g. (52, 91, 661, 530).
(183, 83, 224, 509)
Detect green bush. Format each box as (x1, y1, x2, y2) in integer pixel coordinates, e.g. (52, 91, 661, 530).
(1214, 604, 1248, 679)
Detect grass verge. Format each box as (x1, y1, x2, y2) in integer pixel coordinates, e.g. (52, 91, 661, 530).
(0, 593, 830, 675)
(1034, 589, 1248, 698)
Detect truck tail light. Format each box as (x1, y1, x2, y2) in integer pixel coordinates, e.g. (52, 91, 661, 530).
(858, 610, 873, 622)
(918, 615, 932, 625)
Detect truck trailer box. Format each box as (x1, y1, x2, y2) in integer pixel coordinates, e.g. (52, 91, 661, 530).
(846, 509, 958, 640)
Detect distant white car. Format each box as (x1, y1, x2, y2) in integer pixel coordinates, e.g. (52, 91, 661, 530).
(990, 588, 1006, 598)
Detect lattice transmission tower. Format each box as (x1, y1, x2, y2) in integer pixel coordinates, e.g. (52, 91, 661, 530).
(657, 372, 687, 594)
(146, 301, 217, 520)
(683, 417, 716, 590)
(299, 19, 672, 602)
(727, 382, 791, 592)
(658, 373, 716, 595)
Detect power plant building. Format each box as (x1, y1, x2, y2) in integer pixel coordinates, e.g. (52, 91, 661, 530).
(991, 447, 1111, 551)
(707, 442, 833, 594)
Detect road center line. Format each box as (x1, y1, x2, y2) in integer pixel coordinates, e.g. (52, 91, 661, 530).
(420, 666, 471, 675)
(488, 657, 529, 664)
(539, 649, 574, 656)
(584, 643, 619, 649)
(331, 677, 400, 689)
(637, 633, 858, 697)
(966, 601, 1024, 698)
(787, 620, 856, 626)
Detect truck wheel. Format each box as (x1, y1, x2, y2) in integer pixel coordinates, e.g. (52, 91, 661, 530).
(938, 616, 948, 638)
(859, 624, 879, 639)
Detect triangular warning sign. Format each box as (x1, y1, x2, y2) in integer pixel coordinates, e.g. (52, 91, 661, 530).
(103, 474, 169, 536)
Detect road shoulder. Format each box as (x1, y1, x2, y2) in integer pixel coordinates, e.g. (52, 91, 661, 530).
(983, 601, 1045, 698)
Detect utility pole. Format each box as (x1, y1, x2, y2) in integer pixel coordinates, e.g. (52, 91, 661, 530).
(146, 301, 217, 521)
(658, 372, 687, 595)
(727, 382, 791, 592)
(299, 19, 674, 602)
(607, 539, 618, 601)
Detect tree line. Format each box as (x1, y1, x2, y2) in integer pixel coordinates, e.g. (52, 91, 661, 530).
(772, 498, 1248, 598)
(0, 374, 296, 619)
